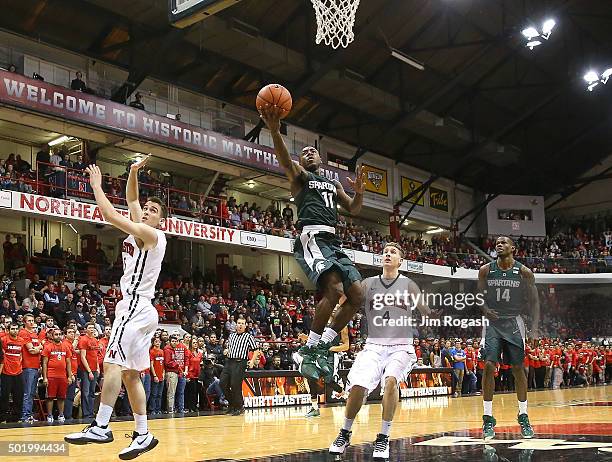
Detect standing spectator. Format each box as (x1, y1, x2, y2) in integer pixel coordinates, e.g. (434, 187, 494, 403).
(129, 92, 145, 110)
(42, 329, 72, 423)
(50, 239, 64, 260)
(62, 326, 79, 420)
(450, 340, 466, 397)
(43, 284, 60, 313)
(10, 235, 28, 269)
(78, 323, 100, 419)
(164, 335, 190, 414)
(0, 323, 25, 423)
(149, 338, 165, 415)
(19, 314, 43, 423)
(3, 234, 12, 272)
(220, 317, 260, 416)
(71, 71, 87, 92)
(185, 337, 203, 412)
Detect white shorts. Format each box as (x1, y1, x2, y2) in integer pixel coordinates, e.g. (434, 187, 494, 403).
(347, 343, 417, 394)
(104, 296, 158, 371)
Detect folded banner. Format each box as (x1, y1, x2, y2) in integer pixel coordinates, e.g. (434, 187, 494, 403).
(0, 71, 355, 191)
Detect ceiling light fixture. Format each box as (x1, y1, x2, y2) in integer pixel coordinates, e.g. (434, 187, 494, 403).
(390, 48, 425, 71)
(584, 68, 612, 91)
(48, 135, 70, 146)
(521, 18, 556, 50)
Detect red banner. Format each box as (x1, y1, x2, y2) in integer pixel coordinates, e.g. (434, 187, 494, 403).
(0, 71, 354, 190)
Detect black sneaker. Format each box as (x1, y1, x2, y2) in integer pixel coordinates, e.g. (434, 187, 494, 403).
(329, 429, 352, 455)
(64, 420, 114, 445)
(372, 433, 389, 459)
(118, 431, 159, 460)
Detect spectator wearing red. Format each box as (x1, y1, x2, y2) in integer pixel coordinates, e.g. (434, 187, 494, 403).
(42, 329, 72, 423)
(19, 313, 43, 422)
(185, 337, 203, 412)
(149, 338, 164, 414)
(98, 325, 111, 373)
(0, 323, 25, 422)
(78, 322, 100, 419)
(164, 335, 191, 413)
(62, 326, 79, 420)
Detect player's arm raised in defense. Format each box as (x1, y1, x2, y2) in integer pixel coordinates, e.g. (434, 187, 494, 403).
(259, 107, 308, 189)
(477, 264, 499, 320)
(520, 265, 540, 339)
(125, 154, 151, 223)
(86, 165, 158, 250)
(335, 165, 366, 215)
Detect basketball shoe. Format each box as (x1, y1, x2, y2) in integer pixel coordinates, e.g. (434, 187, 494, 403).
(329, 429, 352, 455)
(64, 420, 114, 444)
(482, 415, 496, 441)
(118, 431, 158, 460)
(293, 349, 320, 380)
(517, 413, 534, 438)
(372, 433, 389, 459)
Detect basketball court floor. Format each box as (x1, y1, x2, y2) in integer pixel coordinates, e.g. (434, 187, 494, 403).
(0, 385, 609, 461)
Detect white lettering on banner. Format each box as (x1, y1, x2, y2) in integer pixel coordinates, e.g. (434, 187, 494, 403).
(14, 192, 238, 244)
(240, 231, 267, 248)
(400, 387, 451, 398)
(406, 261, 424, 273)
(243, 394, 311, 408)
(0, 190, 12, 208)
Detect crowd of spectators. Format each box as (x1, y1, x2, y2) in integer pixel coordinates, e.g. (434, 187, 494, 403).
(0, 256, 609, 424)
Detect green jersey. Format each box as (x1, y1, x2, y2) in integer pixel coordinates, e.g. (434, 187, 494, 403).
(294, 171, 338, 228)
(485, 260, 525, 318)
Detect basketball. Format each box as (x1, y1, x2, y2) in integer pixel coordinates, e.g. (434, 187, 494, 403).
(256, 84, 292, 118)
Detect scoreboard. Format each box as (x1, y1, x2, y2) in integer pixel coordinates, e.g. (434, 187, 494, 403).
(169, 0, 243, 28)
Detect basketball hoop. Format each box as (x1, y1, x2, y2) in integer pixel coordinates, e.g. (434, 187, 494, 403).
(311, 0, 361, 49)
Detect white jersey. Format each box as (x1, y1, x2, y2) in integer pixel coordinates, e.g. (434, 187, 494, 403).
(362, 274, 416, 346)
(120, 229, 166, 300)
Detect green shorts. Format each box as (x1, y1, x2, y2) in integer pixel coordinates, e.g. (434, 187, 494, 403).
(480, 316, 526, 366)
(294, 227, 361, 293)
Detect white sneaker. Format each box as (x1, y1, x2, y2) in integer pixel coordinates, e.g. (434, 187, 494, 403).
(57, 414, 65, 423)
(372, 433, 390, 459)
(118, 431, 158, 460)
(64, 421, 114, 445)
(47, 415, 54, 424)
(329, 429, 351, 455)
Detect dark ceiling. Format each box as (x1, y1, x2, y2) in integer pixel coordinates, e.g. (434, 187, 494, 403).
(2, 0, 612, 197)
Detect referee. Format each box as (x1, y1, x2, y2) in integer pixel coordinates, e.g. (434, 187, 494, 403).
(221, 317, 260, 415)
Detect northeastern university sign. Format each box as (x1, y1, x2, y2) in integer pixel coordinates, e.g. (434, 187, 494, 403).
(0, 71, 354, 191)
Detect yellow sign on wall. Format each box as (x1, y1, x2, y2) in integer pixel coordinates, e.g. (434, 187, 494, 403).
(362, 164, 388, 196)
(401, 177, 425, 206)
(430, 186, 449, 212)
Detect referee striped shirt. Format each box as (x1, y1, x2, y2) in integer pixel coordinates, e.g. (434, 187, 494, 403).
(227, 332, 259, 360)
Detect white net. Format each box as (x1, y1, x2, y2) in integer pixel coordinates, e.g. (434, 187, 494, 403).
(311, 0, 361, 49)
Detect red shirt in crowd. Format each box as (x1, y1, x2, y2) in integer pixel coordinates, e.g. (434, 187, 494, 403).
(18, 328, 42, 369)
(150, 347, 165, 380)
(62, 339, 78, 375)
(1, 335, 25, 376)
(98, 336, 109, 371)
(187, 350, 203, 379)
(465, 348, 477, 372)
(606, 350, 612, 365)
(42, 341, 70, 378)
(78, 334, 100, 372)
(163, 342, 191, 376)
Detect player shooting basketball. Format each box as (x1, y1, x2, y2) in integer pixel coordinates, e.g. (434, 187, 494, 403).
(478, 236, 540, 441)
(65, 155, 165, 460)
(260, 105, 366, 382)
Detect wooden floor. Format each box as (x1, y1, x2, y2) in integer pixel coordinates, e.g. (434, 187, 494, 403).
(0, 386, 610, 461)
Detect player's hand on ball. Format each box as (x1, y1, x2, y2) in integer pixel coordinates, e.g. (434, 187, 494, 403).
(259, 106, 281, 133)
(85, 164, 103, 189)
(347, 165, 366, 194)
(131, 153, 151, 171)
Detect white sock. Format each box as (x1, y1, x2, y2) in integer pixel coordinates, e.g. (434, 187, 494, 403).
(134, 413, 148, 435)
(342, 418, 354, 431)
(321, 327, 338, 344)
(311, 400, 319, 410)
(95, 403, 113, 427)
(518, 400, 528, 415)
(306, 331, 321, 347)
(381, 420, 392, 436)
(483, 400, 493, 416)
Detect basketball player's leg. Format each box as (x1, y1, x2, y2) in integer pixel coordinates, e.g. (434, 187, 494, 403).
(329, 280, 363, 333)
(506, 342, 534, 438)
(481, 326, 502, 440)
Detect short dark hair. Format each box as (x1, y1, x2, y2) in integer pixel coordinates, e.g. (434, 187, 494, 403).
(383, 242, 404, 258)
(85, 322, 96, 329)
(146, 197, 168, 219)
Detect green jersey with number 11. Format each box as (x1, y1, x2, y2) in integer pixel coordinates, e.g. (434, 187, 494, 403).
(294, 171, 338, 228)
(485, 260, 525, 318)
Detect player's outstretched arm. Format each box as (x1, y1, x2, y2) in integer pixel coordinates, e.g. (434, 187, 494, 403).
(520, 265, 540, 339)
(335, 165, 366, 215)
(477, 264, 499, 320)
(86, 165, 158, 249)
(126, 154, 151, 223)
(260, 106, 307, 187)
